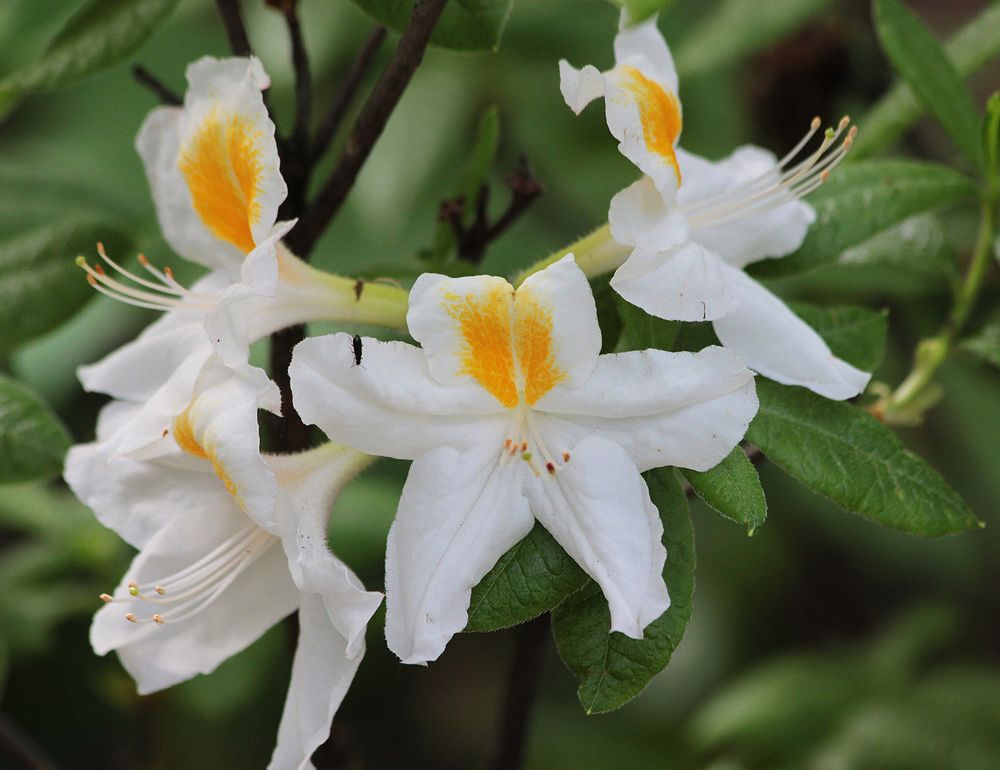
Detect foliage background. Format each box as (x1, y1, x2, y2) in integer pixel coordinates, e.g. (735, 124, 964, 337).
(0, 0, 998, 767)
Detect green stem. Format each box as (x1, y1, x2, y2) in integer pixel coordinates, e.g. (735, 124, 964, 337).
(883, 193, 997, 419)
(514, 223, 627, 285)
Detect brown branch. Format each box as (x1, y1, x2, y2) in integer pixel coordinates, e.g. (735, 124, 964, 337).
(486, 616, 548, 770)
(312, 26, 387, 162)
(132, 65, 181, 105)
(287, 0, 449, 257)
(214, 0, 252, 56)
(274, 1, 312, 156)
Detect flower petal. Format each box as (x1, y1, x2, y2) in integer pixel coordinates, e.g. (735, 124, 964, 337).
(677, 146, 815, 268)
(559, 61, 606, 114)
(712, 268, 871, 400)
(533, 346, 758, 472)
(385, 446, 534, 664)
(138, 57, 285, 274)
(269, 594, 363, 770)
(608, 175, 689, 251)
(614, 15, 678, 95)
(527, 436, 668, 638)
(271, 445, 382, 659)
(290, 333, 505, 460)
(611, 241, 740, 322)
(90, 504, 298, 695)
(516, 255, 602, 391)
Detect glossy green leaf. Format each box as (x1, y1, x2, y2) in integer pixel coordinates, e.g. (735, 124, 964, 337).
(874, 0, 982, 169)
(683, 448, 766, 535)
(616, 294, 679, 351)
(0, 219, 132, 354)
(747, 380, 980, 536)
(853, 2, 1000, 159)
(0, 376, 71, 484)
(754, 161, 977, 277)
(465, 524, 586, 632)
(675, 0, 828, 79)
(961, 321, 1000, 369)
(0, 0, 180, 118)
(788, 302, 889, 372)
(347, 0, 514, 52)
(552, 469, 694, 713)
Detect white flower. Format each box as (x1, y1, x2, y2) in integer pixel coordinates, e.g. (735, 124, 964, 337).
(65, 389, 382, 770)
(289, 256, 758, 664)
(561, 16, 871, 400)
(76, 56, 400, 460)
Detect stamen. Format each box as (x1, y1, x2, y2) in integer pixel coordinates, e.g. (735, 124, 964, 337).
(682, 117, 856, 229)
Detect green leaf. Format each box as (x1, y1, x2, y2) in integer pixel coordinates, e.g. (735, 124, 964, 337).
(788, 302, 889, 372)
(675, 0, 829, 79)
(984, 92, 1000, 187)
(616, 293, 679, 351)
(747, 380, 980, 536)
(465, 524, 586, 632)
(961, 321, 1000, 369)
(683, 448, 766, 535)
(552, 469, 694, 713)
(591, 279, 623, 354)
(0, 219, 132, 354)
(347, 0, 514, 52)
(609, 0, 675, 26)
(853, 2, 1000, 160)
(0, 0, 181, 119)
(0, 376, 71, 484)
(873, 0, 982, 170)
(753, 161, 977, 277)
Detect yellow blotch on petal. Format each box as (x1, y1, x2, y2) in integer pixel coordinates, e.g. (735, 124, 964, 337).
(443, 285, 519, 408)
(620, 66, 682, 184)
(172, 407, 243, 507)
(179, 109, 264, 253)
(514, 289, 566, 405)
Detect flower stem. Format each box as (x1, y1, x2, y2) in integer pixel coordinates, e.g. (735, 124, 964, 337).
(881, 193, 997, 422)
(514, 223, 628, 285)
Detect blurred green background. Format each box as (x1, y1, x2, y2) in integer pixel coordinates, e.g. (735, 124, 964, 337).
(1, 0, 998, 767)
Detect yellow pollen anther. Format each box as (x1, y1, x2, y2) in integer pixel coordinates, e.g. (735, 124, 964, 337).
(128, 582, 139, 596)
(153, 614, 165, 624)
(125, 613, 138, 623)
(100, 593, 113, 603)
(562, 452, 571, 462)
(522, 451, 533, 462)
(155, 586, 166, 595)
(810, 116, 821, 130)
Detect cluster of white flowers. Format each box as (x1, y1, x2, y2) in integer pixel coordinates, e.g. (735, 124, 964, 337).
(65, 15, 869, 770)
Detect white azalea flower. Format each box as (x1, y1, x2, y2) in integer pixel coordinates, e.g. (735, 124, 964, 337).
(65, 390, 381, 770)
(76, 56, 401, 460)
(561, 16, 871, 400)
(289, 256, 758, 665)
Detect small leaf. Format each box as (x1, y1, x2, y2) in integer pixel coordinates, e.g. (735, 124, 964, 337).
(0, 220, 133, 354)
(874, 0, 983, 170)
(675, 0, 829, 79)
(683, 448, 767, 534)
(552, 468, 694, 713)
(747, 380, 980, 536)
(853, 2, 1000, 159)
(465, 524, 587, 632)
(754, 161, 977, 277)
(616, 293, 679, 351)
(0, 376, 71, 484)
(788, 302, 889, 372)
(961, 321, 1000, 369)
(0, 0, 181, 118)
(611, 0, 676, 26)
(347, 0, 514, 52)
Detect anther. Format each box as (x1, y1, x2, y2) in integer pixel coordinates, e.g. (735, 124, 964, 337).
(125, 613, 137, 623)
(562, 452, 571, 462)
(154, 586, 166, 595)
(546, 461, 556, 474)
(153, 614, 165, 624)
(810, 116, 821, 130)
(164, 267, 175, 280)
(522, 451, 533, 462)
(100, 593, 113, 603)
(128, 582, 139, 596)
(520, 441, 528, 452)
(138, 254, 149, 266)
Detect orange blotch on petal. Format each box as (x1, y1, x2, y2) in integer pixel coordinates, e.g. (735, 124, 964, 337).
(179, 109, 264, 253)
(443, 285, 519, 408)
(620, 66, 682, 184)
(514, 289, 566, 405)
(172, 407, 244, 507)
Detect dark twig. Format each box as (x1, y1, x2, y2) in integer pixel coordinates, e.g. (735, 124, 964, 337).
(312, 27, 387, 162)
(441, 157, 543, 263)
(0, 713, 57, 770)
(486, 616, 549, 770)
(132, 65, 181, 105)
(288, 0, 449, 256)
(214, 0, 252, 56)
(277, 2, 312, 157)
